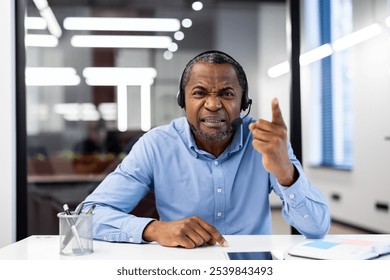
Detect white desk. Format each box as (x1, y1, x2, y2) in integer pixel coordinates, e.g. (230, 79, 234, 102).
(1, 234, 390, 260)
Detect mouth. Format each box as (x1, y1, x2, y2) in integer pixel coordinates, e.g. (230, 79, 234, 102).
(200, 117, 226, 128)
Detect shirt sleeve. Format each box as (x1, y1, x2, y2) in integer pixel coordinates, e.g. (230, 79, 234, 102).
(271, 145, 331, 239)
(91, 204, 155, 243)
(81, 135, 156, 244)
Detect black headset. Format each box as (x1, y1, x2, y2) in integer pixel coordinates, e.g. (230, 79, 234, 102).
(176, 50, 251, 111)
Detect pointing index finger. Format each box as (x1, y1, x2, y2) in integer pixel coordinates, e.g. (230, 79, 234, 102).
(271, 98, 285, 126)
(198, 219, 229, 247)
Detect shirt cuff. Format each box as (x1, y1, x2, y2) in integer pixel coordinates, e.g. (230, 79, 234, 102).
(277, 167, 309, 208)
(121, 217, 156, 243)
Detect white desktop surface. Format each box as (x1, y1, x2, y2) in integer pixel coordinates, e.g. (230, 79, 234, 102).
(1, 234, 390, 260)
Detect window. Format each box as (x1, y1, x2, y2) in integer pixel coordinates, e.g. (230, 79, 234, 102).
(305, 0, 353, 169)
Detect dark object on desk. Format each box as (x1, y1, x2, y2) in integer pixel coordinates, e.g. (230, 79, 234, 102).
(227, 251, 273, 260)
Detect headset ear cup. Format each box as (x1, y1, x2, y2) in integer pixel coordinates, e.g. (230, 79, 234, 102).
(177, 89, 185, 108)
(241, 85, 251, 111)
(241, 93, 248, 111)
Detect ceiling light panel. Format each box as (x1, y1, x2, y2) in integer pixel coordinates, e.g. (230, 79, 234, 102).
(26, 67, 80, 86)
(71, 35, 172, 49)
(25, 34, 58, 47)
(83, 67, 157, 86)
(64, 17, 181, 32)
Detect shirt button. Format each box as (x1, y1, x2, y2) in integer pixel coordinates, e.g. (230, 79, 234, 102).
(289, 194, 295, 199)
(217, 212, 222, 217)
(217, 188, 222, 193)
(303, 214, 309, 219)
(129, 237, 134, 242)
(214, 160, 219, 166)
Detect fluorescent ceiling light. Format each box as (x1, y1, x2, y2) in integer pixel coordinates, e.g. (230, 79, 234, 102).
(32, 0, 62, 37)
(54, 103, 117, 121)
(140, 84, 151, 131)
(332, 23, 382, 51)
(64, 17, 181, 32)
(26, 67, 80, 86)
(117, 84, 128, 132)
(268, 24, 384, 78)
(39, 7, 62, 37)
(192, 1, 203, 11)
(163, 51, 173, 60)
(25, 17, 47, 29)
(83, 67, 157, 86)
(168, 42, 178, 52)
(71, 35, 172, 49)
(174, 31, 184, 41)
(267, 61, 290, 78)
(54, 103, 100, 121)
(116, 84, 152, 132)
(32, 0, 48, 10)
(386, 17, 390, 27)
(98, 103, 117, 121)
(63, 113, 100, 121)
(182, 18, 192, 28)
(83, 67, 156, 132)
(299, 44, 333, 66)
(25, 34, 58, 47)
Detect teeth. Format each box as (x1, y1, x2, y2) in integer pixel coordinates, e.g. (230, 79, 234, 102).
(203, 120, 223, 123)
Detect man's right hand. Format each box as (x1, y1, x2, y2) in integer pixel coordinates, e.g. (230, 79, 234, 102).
(142, 216, 229, 249)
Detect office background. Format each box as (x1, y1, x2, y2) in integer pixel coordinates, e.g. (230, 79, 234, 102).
(1, 0, 390, 248)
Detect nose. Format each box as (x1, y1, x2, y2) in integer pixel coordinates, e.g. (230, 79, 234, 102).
(204, 94, 222, 111)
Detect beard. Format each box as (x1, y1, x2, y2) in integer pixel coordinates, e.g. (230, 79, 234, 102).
(189, 123, 234, 143)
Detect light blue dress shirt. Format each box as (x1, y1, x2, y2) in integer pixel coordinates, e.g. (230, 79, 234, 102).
(82, 116, 330, 243)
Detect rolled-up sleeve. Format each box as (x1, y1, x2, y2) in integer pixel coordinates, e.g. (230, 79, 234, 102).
(273, 166, 331, 239)
(82, 135, 156, 244)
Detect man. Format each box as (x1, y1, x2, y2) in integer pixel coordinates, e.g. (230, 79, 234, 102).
(82, 50, 330, 249)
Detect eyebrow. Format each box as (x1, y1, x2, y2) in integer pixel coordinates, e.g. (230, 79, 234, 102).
(191, 85, 208, 91)
(190, 85, 235, 92)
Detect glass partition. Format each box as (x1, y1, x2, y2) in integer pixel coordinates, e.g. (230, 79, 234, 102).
(23, 0, 288, 235)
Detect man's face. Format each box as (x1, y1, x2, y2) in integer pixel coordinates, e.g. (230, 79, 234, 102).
(184, 62, 243, 144)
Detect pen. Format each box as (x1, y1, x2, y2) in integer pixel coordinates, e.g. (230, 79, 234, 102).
(61, 204, 95, 251)
(75, 202, 84, 215)
(63, 203, 71, 215)
(75, 204, 96, 228)
(85, 204, 96, 215)
(62, 204, 84, 253)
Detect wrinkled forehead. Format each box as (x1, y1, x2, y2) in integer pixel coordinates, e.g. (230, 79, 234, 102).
(186, 62, 240, 87)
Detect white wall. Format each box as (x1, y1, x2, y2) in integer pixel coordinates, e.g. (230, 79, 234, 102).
(0, 0, 16, 247)
(215, 2, 260, 119)
(257, 3, 288, 206)
(257, 3, 289, 124)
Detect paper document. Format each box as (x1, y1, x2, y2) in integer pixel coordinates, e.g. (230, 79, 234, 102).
(288, 237, 390, 260)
